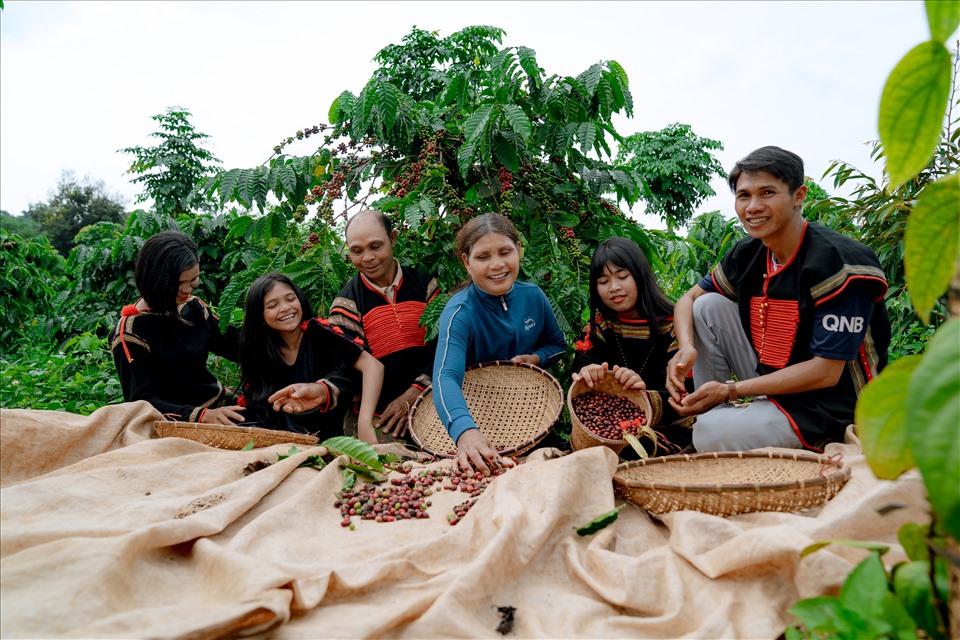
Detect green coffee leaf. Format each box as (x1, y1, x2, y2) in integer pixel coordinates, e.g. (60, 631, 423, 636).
(839, 553, 890, 620)
(894, 561, 946, 640)
(904, 173, 960, 324)
(855, 355, 920, 479)
(341, 461, 387, 483)
(321, 436, 384, 473)
(925, 0, 960, 43)
(240, 438, 255, 451)
(906, 319, 960, 539)
(801, 539, 891, 558)
(878, 41, 952, 188)
(575, 504, 624, 536)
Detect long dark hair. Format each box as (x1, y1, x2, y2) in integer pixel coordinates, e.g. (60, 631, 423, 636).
(135, 230, 199, 317)
(239, 272, 315, 403)
(589, 237, 674, 332)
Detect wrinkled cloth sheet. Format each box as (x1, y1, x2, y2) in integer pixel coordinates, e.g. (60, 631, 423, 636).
(0, 401, 928, 639)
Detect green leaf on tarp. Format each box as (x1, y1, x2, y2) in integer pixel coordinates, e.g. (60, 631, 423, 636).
(925, 0, 960, 43)
(341, 461, 388, 483)
(906, 319, 960, 539)
(879, 40, 953, 188)
(855, 355, 920, 479)
(321, 436, 384, 473)
(801, 539, 891, 558)
(904, 173, 960, 324)
(241, 438, 255, 451)
(341, 469, 357, 493)
(894, 560, 947, 640)
(575, 504, 624, 536)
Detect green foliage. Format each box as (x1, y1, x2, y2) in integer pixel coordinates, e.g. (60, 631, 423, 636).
(904, 172, 959, 323)
(0, 229, 67, 355)
(791, 9, 959, 639)
(23, 172, 126, 256)
(0, 210, 42, 238)
(880, 41, 954, 187)
(574, 504, 624, 536)
(202, 25, 651, 357)
(0, 331, 122, 413)
(655, 211, 745, 301)
(119, 106, 222, 217)
(616, 123, 727, 232)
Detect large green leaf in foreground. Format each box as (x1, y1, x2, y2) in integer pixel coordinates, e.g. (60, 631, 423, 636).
(856, 355, 920, 479)
(904, 172, 960, 324)
(878, 41, 952, 188)
(906, 319, 960, 539)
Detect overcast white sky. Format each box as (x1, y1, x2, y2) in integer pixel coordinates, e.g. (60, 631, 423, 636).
(0, 1, 940, 229)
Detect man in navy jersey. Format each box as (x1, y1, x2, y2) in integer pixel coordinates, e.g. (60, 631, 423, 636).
(665, 146, 890, 452)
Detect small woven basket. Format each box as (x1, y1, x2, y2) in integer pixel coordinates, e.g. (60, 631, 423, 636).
(613, 450, 851, 516)
(408, 360, 564, 458)
(154, 421, 319, 450)
(567, 375, 653, 456)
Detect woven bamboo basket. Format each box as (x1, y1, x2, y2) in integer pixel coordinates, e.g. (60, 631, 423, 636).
(153, 421, 319, 450)
(408, 360, 564, 458)
(567, 375, 653, 456)
(613, 450, 851, 516)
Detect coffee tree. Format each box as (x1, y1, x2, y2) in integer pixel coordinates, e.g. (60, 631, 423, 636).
(199, 25, 653, 345)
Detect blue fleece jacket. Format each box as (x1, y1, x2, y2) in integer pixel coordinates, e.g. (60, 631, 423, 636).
(433, 281, 567, 443)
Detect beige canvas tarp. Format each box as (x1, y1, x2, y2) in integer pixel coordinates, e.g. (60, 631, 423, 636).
(0, 401, 928, 638)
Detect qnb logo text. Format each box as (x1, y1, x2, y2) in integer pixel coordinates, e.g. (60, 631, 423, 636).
(822, 314, 864, 333)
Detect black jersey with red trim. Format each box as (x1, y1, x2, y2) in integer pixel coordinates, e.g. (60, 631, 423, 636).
(328, 266, 440, 414)
(108, 297, 239, 422)
(699, 222, 890, 449)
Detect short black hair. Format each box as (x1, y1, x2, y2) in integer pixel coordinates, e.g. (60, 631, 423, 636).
(727, 146, 805, 193)
(135, 230, 199, 315)
(345, 209, 393, 238)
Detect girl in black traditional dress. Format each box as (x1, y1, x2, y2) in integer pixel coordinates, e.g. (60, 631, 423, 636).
(109, 230, 243, 424)
(571, 237, 695, 452)
(239, 272, 383, 443)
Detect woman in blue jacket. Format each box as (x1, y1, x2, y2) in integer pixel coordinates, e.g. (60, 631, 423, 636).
(433, 213, 567, 474)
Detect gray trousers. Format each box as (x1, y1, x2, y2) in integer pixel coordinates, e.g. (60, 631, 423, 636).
(690, 293, 803, 452)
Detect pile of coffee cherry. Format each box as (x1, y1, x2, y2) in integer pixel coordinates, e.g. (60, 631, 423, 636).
(572, 390, 648, 440)
(334, 461, 513, 528)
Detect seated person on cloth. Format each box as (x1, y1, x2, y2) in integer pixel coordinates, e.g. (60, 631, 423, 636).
(665, 146, 890, 453)
(328, 209, 441, 443)
(109, 230, 243, 424)
(433, 213, 567, 475)
(239, 272, 384, 444)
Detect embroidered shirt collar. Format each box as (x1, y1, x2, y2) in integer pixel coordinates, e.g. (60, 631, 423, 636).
(360, 259, 402, 300)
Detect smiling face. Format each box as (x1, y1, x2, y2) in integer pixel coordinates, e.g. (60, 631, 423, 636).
(345, 213, 399, 288)
(596, 263, 639, 319)
(262, 282, 303, 333)
(462, 232, 520, 297)
(176, 264, 200, 305)
(734, 170, 806, 253)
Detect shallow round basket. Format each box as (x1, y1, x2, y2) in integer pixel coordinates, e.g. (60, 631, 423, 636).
(408, 360, 564, 458)
(154, 421, 319, 450)
(567, 375, 653, 456)
(613, 450, 851, 517)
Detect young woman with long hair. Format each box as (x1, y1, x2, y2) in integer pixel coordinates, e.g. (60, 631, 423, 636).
(239, 272, 384, 443)
(109, 230, 243, 424)
(571, 236, 694, 452)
